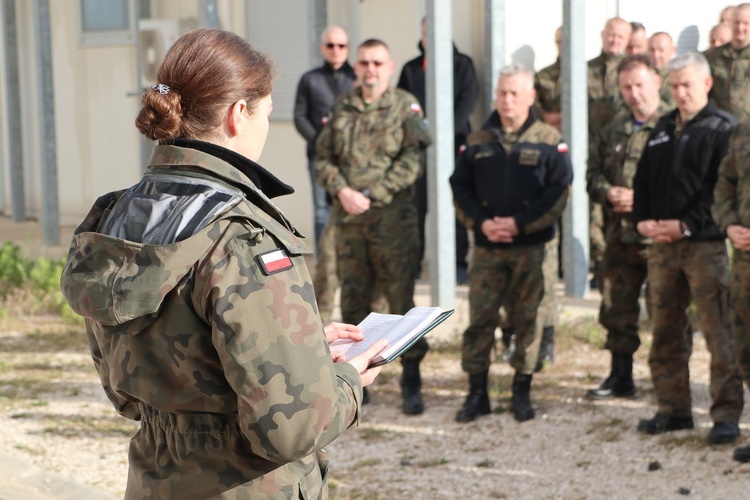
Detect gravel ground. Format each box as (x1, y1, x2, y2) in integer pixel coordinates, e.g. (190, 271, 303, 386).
(1, 313, 749, 499)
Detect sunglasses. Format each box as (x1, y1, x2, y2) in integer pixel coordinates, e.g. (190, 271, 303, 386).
(325, 43, 348, 49)
(357, 60, 385, 68)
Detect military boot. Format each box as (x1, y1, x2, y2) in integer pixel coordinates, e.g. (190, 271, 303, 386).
(586, 352, 635, 400)
(535, 326, 555, 372)
(401, 359, 424, 415)
(511, 373, 535, 422)
(455, 370, 491, 422)
(500, 327, 517, 362)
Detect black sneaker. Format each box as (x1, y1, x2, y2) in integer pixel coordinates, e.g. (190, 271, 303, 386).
(707, 421, 740, 445)
(637, 413, 694, 435)
(733, 445, 750, 463)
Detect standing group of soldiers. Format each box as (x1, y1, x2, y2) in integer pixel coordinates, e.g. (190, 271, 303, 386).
(294, 3, 750, 464)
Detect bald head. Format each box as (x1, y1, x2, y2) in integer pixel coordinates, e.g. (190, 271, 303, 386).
(601, 18, 632, 55)
(732, 3, 750, 48)
(710, 23, 733, 48)
(320, 26, 350, 69)
(648, 32, 676, 71)
(555, 27, 562, 55)
(721, 6, 736, 25)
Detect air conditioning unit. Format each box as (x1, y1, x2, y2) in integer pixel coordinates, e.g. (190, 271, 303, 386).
(138, 19, 181, 90)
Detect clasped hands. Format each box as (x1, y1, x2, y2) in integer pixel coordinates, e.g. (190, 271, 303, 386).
(636, 219, 684, 244)
(606, 186, 633, 213)
(481, 217, 518, 243)
(727, 224, 750, 251)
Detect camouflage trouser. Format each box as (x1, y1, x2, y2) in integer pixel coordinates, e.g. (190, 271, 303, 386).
(314, 211, 389, 325)
(499, 234, 558, 328)
(600, 241, 648, 355)
(590, 201, 605, 266)
(314, 213, 338, 325)
(730, 253, 750, 390)
(336, 201, 426, 361)
(647, 240, 743, 423)
(463, 244, 545, 375)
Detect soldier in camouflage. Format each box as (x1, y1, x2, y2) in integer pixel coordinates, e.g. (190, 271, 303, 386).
(647, 32, 677, 110)
(450, 64, 573, 423)
(708, 23, 733, 51)
(315, 39, 432, 415)
(633, 52, 744, 445)
(586, 54, 670, 401)
(534, 27, 562, 130)
(60, 29, 386, 499)
(588, 17, 632, 289)
(707, 3, 750, 121)
(712, 121, 750, 463)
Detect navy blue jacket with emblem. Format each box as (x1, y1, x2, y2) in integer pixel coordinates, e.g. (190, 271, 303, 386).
(632, 101, 736, 241)
(450, 110, 573, 248)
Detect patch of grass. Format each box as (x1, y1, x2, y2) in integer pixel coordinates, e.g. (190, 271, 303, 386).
(358, 428, 390, 440)
(13, 443, 44, 455)
(556, 317, 607, 350)
(356, 458, 382, 467)
(475, 459, 495, 468)
(658, 433, 705, 450)
(415, 457, 449, 468)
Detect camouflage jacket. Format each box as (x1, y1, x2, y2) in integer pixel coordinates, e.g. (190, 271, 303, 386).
(314, 87, 431, 222)
(658, 69, 676, 111)
(60, 140, 362, 499)
(713, 122, 750, 248)
(587, 52, 626, 135)
(707, 42, 750, 122)
(534, 58, 561, 115)
(450, 111, 573, 248)
(587, 102, 671, 244)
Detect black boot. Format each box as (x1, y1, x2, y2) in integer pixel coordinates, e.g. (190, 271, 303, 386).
(535, 326, 555, 372)
(511, 373, 535, 422)
(501, 327, 516, 362)
(456, 370, 491, 422)
(401, 359, 424, 415)
(362, 387, 370, 405)
(586, 352, 635, 400)
(590, 261, 601, 290)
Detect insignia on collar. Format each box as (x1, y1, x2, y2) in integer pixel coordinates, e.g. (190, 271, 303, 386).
(258, 249, 294, 275)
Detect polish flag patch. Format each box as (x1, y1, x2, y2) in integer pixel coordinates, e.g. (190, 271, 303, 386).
(557, 142, 569, 153)
(458, 144, 467, 154)
(410, 102, 422, 113)
(258, 249, 294, 275)
(321, 116, 329, 125)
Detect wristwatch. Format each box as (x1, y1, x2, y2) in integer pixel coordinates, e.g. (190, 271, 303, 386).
(679, 220, 692, 237)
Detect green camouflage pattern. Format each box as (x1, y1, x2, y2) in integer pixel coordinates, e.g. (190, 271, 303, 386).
(657, 69, 676, 111)
(707, 43, 750, 122)
(60, 145, 363, 499)
(587, 102, 670, 244)
(713, 122, 750, 233)
(647, 240, 743, 423)
(599, 241, 648, 355)
(729, 257, 750, 389)
(314, 86, 431, 221)
(712, 121, 750, 389)
(463, 245, 546, 375)
(534, 59, 561, 115)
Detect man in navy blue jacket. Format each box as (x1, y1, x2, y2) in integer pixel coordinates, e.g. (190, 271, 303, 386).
(633, 52, 744, 445)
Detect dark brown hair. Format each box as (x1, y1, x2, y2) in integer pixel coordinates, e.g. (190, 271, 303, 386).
(617, 53, 657, 75)
(358, 38, 389, 51)
(135, 28, 275, 141)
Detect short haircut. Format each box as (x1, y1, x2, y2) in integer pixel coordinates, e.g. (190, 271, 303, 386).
(617, 54, 657, 75)
(650, 31, 674, 43)
(667, 52, 711, 77)
(359, 38, 389, 51)
(320, 25, 347, 44)
(631, 22, 646, 33)
(498, 64, 535, 88)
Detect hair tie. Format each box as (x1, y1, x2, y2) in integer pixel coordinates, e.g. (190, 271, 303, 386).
(151, 84, 170, 95)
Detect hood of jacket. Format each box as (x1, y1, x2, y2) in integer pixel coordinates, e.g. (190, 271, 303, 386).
(60, 140, 305, 329)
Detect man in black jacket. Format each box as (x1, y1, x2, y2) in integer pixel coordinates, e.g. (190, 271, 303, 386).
(633, 52, 744, 445)
(450, 65, 572, 423)
(293, 26, 356, 324)
(398, 18, 478, 283)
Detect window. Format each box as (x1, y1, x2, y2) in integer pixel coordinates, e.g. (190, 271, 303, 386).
(79, 0, 135, 46)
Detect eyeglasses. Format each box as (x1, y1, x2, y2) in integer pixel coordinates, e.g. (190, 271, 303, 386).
(357, 60, 385, 68)
(325, 43, 348, 49)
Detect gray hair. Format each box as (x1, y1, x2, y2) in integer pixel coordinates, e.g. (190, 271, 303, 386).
(667, 52, 710, 77)
(498, 64, 535, 88)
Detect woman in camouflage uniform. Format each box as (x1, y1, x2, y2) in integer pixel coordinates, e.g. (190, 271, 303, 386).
(60, 29, 385, 499)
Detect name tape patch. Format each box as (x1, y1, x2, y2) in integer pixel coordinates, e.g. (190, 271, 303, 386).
(258, 249, 294, 275)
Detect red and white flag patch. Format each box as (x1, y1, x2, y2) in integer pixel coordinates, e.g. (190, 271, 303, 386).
(409, 102, 422, 113)
(458, 144, 467, 154)
(258, 249, 294, 275)
(557, 142, 569, 153)
(321, 116, 329, 125)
